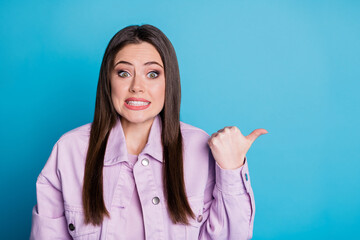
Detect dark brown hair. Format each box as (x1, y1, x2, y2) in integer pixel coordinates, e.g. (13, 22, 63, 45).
(82, 24, 195, 225)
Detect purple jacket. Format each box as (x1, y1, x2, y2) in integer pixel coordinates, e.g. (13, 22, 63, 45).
(30, 115, 255, 239)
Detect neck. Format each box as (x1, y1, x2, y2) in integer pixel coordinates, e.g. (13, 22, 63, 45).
(121, 117, 155, 155)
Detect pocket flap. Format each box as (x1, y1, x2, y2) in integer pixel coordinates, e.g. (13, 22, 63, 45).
(64, 204, 101, 238)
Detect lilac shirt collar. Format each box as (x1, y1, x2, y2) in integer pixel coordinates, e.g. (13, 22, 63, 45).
(104, 114, 163, 166)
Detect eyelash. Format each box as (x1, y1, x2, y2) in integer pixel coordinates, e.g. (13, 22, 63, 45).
(117, 70, 130, 78)
(117, 70, 160, 79)
(148, 70, 160, 79)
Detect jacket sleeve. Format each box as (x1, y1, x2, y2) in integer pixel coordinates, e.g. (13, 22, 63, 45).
(199, 149, 255, 240)
(30, 142, 72, 240)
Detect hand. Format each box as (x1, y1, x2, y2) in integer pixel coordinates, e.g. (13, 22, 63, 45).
(208, 126, 268, 170)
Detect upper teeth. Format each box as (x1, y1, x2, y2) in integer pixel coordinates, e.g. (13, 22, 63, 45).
(127, 101, 150, 106)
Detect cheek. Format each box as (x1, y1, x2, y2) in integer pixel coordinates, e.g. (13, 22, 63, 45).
(158, 83, 166, 103)
(110, 82, 125, 105)
(110, 93, 117, 106)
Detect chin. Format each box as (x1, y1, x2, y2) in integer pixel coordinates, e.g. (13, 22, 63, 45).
(120, 114, 156, 125)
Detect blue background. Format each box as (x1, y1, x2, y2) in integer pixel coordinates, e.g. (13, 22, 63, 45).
(1, 0, 359, 239)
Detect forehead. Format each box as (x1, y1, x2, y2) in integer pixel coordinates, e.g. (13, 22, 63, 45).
(114, 42, 162, 64)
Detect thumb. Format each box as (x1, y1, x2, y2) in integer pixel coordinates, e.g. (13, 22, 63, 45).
(246, 128, 268, 145)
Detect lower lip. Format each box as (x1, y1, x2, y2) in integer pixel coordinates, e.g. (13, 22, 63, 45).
(124, 101, 151, 110)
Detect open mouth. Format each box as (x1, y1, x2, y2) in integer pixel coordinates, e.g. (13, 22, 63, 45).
(125, 100, 151, 106)
(124, 98, 151, 110)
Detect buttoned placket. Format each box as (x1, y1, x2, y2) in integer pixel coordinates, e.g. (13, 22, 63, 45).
(133, 155, 165, 240)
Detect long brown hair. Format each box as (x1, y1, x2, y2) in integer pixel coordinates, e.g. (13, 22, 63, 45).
(82, 24, 195, 225)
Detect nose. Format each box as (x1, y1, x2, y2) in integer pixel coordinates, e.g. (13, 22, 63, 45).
(129, 74, 144, 93)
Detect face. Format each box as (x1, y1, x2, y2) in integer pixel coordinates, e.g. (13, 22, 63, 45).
(110, 42, 165, 127)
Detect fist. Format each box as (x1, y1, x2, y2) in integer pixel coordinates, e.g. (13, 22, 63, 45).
(208, 126, 268, 170)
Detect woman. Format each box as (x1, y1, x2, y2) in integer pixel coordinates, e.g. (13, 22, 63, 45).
(30, 24, 267, 239)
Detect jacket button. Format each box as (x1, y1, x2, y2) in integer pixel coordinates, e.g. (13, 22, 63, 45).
(197, 215, 203, 222)
(69, 223, 75, 231)
(152, 197, 160, 205)
(141, 158, 149, 166)
(245, 173, 248, 181)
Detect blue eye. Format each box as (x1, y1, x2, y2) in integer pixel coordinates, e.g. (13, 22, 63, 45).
(118, 70, 130, 78)
(147, 71, 159, 79)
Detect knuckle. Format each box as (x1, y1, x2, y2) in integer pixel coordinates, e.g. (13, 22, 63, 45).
(218, 133, 225, 139)
(234, 127, 241, 134)
(230, 126, 237, 132)
(212, 138, 219, 145)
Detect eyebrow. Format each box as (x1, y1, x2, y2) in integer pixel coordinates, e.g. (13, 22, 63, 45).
(114, 60, 164, 68)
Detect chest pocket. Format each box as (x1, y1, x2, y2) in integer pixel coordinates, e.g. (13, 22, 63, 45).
(64, 204, 102, 240)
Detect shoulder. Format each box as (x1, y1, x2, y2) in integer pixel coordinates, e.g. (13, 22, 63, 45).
(180, 121, 210, 143)
(180, 120, 211, 162)
(47, 122, 92, 170)
(40, 122, 92, 184)
(56, 122, 92, 149)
